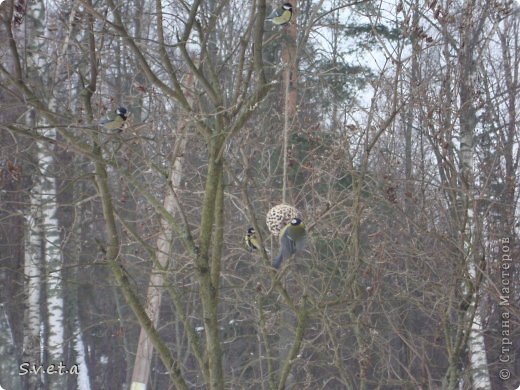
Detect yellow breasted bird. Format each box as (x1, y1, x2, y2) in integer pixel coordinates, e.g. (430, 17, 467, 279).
(266, 3, 293, 26)
(245, 227, 260, 252)
(99, 107, 128, 131)
(273, 218, 306, 269)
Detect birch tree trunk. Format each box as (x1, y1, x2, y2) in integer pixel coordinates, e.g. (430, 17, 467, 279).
(73, 317, 91, 390)
(23, 163, 43, 390)
(24, 1, 64, 387)
(39, 107, 64, 371)
(457, 1, 491, 388)
(70, 114, 92, 390)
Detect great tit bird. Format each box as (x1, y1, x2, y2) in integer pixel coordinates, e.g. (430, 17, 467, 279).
(273, 218, 306, 269)
(266, 3, 293, 26)
(99, 107, 128, 131)
(245, 227, 260, 252)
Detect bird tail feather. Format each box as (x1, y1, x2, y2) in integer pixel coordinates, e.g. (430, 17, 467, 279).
(272, 255, 283, 269)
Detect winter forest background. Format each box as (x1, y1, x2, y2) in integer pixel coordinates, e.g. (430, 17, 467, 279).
(0, 0, 519, 389)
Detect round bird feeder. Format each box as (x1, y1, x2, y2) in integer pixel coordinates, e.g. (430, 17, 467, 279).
(266, 204, 301, 237)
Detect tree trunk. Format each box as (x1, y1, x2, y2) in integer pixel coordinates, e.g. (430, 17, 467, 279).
(73, 317, 91, 390)
(24, 1, 65, 388)
(281, 1, 298, 203)
(39, 108, 65, 374)
(278, 2, 299, 388)
(196, 141, 225, 390)
(457, 1, 491, 388)
(23, 164, 43, 390)
(130, 125, 189, 390)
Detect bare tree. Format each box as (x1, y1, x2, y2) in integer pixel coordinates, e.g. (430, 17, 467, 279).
(0, 1, 518, 389)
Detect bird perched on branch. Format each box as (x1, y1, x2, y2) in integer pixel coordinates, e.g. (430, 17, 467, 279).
(266, 3, 293, 26)
(273, 218, 306, 269)
(99, 107, 128, 131)
(245, 227, 260, 252)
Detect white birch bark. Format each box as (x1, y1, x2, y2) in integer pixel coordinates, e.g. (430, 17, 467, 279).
(39, 117, 64, 362)
(73, 317, 91, 390)
(22, 3, 46, 388)
(68, 176, 92, 390)
(26, 0, 65, 368)
(461, 143, 490, 389)
(23, 190, 43, 390)
(458, 1, 491, 387)
(24, 207, 42, 351)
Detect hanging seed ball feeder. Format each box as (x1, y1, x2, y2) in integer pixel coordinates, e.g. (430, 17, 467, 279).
(266, 204, 301, 237)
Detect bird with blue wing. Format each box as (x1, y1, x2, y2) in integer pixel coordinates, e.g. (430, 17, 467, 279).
(272, 218, 306, 269)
